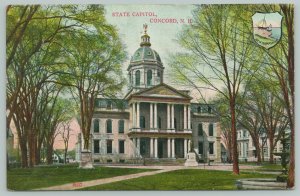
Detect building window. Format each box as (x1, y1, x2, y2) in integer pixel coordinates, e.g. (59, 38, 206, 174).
(243, 130, 247, 138)
(140, 116, 145, 129)
(147, 70, 152, 86)
(93, 119, 99, 133)
(107, 100, 112, 109)
(208, 106, 212, 113)
(106, 119, 112, 133)
(198, 142, 203, 154)
(118, 120, 124, 133)
(158, 117, 162, 129)
(135, 70, 140, 86)
(119, 140, 125, 154)
(94, 140, 100, 154)
(198, 123, 203, 136)
(129, 73, 131, 85)
(107, 140, 112, 154)
(174, 118, 177, 130)
(209, 123, 214, 136)
(209, 142, 214, 154)
(197, 106, 202, 113)
(157, 71, 161, 83)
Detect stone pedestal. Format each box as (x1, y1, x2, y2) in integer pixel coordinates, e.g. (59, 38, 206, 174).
(184, 152, 198, 167)
(79, 150, 94, 169)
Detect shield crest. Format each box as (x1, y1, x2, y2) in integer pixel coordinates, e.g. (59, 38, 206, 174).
(252, 12, 283, 49)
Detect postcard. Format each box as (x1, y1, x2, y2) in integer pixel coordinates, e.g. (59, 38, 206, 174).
(6, 3, 294, 191)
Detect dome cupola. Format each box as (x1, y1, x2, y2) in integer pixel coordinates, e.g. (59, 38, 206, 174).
(127, 24, 164, 92)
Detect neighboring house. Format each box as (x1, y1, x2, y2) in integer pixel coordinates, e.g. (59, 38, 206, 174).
(52, 151, 64, 164)
(236, 129, 289, 162)
(76, 26, 222, 164)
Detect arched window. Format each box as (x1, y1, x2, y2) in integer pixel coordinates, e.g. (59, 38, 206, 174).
(209, 123, 214, 136)
(118, 120, 124, 133)
(140, 116, 146, 129)
(93, 119, 100, 133)
(158, 117, 162, 129)
(198, 123, 203, 136)
(157, 71, 161, 83)
(135, 70, 140, 86)
(129, 73, 132, 85)
(106, 119, 112, 133)
(147, 70, 152, 86)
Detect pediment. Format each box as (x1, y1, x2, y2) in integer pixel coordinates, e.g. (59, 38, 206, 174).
(134, 83, 191, 99)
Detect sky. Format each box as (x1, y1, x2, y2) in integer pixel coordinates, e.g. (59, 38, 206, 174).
(104, 5, 198, 93)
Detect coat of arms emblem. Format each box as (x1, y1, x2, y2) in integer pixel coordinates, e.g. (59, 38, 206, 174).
(252, 12, 283, 49)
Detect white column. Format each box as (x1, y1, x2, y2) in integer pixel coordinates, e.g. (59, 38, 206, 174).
(184, 139, 187, 158)
(150, 103, 153, 129)
(167, 104, 170, 129)
(171, 138, 175, 158)
(150, 138, 153, 157)
(132, 103, 136, 128)
(187, 105, 191, 129)
(154, 103, 157, 129)
(137, 102, 140, 129)
(183, 105, 187, 130)
(133, 138, 136, 149)
(188, 139, 191, 153)
(242, 142, 244, 158)
(167, 138, 171, 158)
(171, 104, 174, 129)
(137, 138, 140, 155)
(154, 138, 158, 158)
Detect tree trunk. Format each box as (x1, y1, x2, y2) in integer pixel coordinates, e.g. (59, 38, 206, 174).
(35, 147, 41, 165)
(28, 132, 37, 167)
(46, 144, 53, 165)
(287, 124, 294, 188)
(64, 149, 67, 164)
(253, 138, 261, 164)
(20, 141, 28, 168)
(230, 101, 239, 174)
(268, 136, 274, 163)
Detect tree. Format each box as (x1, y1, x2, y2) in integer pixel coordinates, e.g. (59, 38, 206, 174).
(60, 8, 126, 151)
(59, 120, 74, 164)
(259, 4, 294, 188)
(7, 5, 125, 167)
(43, 97, 72, 164)
(170, 5, 258, 174)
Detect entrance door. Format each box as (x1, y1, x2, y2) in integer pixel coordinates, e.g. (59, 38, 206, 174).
(158, 139, 164, 158)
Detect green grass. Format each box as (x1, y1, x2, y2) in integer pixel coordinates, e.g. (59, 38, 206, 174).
(240, 162, 283, 171)
(7, 164, 156, 191)
(81, 169, 277, 190)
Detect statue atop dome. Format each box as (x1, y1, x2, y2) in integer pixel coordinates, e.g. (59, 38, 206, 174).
(140, 24, 151, 47)
(143, 23, 148, 34)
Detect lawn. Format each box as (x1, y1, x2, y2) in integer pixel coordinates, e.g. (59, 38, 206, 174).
(7, 164, 155, 191)
(81, 169, 278, 190)
(240, 162, 283, 171)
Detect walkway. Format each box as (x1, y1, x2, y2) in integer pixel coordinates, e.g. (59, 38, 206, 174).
(34, 164, 270, 190)
(34, 167, 178, 190)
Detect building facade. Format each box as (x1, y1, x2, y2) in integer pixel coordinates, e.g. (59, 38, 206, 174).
(237, 129, 287, 162)
(77, 26, 221, 164)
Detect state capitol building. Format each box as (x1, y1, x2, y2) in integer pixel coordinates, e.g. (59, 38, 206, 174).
(76, 25, 222, 164)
